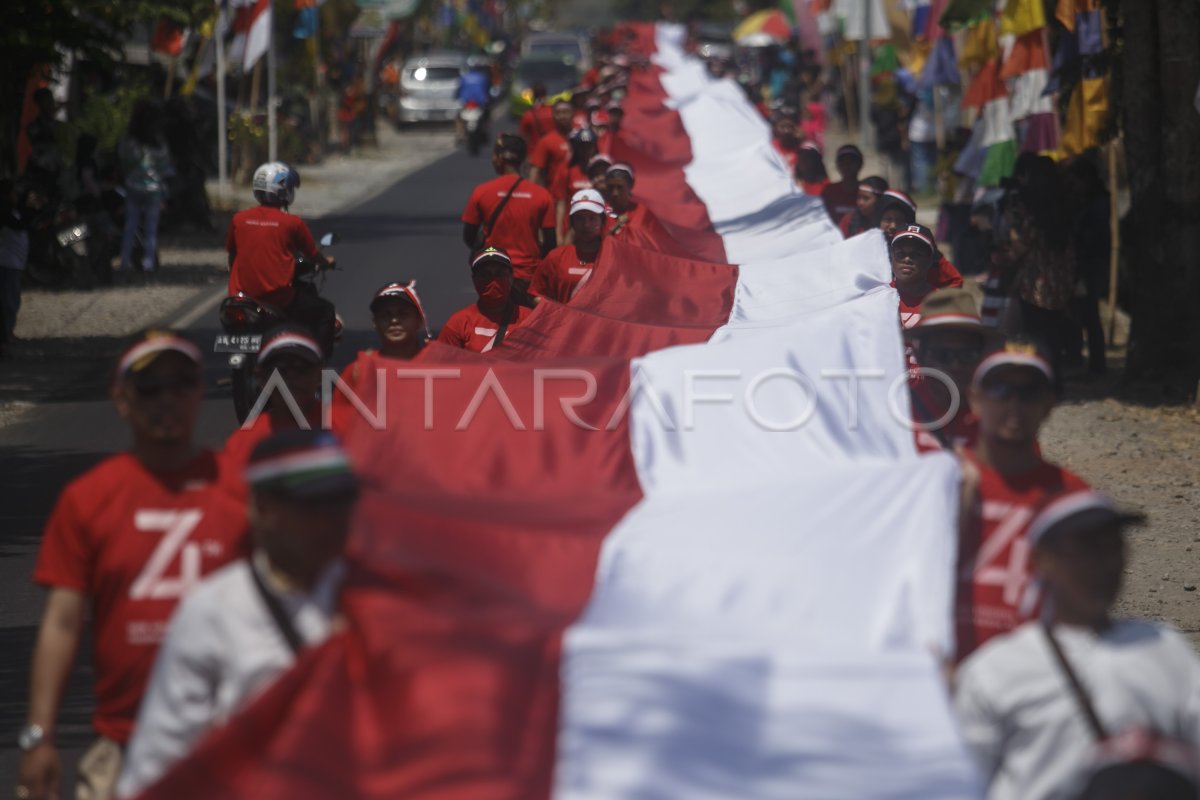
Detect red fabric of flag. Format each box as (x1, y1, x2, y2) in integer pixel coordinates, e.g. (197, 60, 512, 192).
(151, 19, 185, 56)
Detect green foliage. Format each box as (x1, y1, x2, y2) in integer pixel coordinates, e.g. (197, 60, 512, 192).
(72, 81, 151, 152)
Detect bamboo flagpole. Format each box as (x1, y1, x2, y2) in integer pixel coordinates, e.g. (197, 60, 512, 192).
(216, 1, 229, 203)
(1106, 138, 1120, 343)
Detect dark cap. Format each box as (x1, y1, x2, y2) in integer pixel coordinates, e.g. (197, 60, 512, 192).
(246, 430, 359, 500)
(370, 280, 427, 324)
(258, 325, 323, 367)
(115, 330, 202, 381)
(1028, 489, 1145, 548)
(836, 144, 864, 162)
(890, 224, 936, 256)
(470, 245, 513, 271)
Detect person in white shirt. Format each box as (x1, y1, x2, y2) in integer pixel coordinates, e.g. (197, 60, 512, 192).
(955, 489, 1200, 800)
(116, 430, 358, 798)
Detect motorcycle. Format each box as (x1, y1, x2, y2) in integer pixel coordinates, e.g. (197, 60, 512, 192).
(460, 102, 488, 157)
(24, 198, 115, 289)
(214, 232, 339, 424)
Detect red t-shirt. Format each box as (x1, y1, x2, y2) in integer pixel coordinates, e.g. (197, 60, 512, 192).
(461, 175, 556, 280)
(531, 242, 601, 303)
(932, 253, 964, 290)
(33, 452, 248, 743)
(225, 205, 318, 307)
(551, 163, 593, 204)
(800, 178, 829, 198)
(897, 286, 931, 330)
(771, 139, 799, 172)
(219, 411, 313, 503)
(821, 180, 859, 224)
(436, 302, 532, 353)
(530, 130, 570, 182)
(519, 104, 555, 148)
(955, 450, 1090, 662)
(596, 130, 614, 155)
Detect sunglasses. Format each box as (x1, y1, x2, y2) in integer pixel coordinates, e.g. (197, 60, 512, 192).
(132, 374, 199, 398)
(980, 380, 1051, 403)
(923, 346, 982, 367)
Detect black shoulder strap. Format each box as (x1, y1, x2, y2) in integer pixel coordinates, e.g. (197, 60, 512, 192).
(493, 300, 516, 349)
(1042, 622, 1108, 740)
(475, 176, 523, 249)
(249, 560, 305, 656)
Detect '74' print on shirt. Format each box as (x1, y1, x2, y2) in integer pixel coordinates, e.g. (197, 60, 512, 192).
(129, 509, 211, 600)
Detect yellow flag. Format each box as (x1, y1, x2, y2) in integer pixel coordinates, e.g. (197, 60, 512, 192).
(1000, 0, 1046, 37)
(959, 18, 997, 74)
(1060, 77, 1108, 156)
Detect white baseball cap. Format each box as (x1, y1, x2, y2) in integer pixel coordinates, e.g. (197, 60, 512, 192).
(569, 189, 606, 217)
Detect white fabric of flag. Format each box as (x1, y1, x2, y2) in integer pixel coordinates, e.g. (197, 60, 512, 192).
(553, 23, 983, 800)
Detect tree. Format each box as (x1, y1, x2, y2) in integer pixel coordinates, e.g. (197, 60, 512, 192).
(0, 0, 211, 174)
(1117, 0, 1200, 392)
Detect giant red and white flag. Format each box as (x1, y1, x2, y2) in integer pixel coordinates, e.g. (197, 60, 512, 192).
(227, 0, 271, 73)
(134, 22, 982, 800)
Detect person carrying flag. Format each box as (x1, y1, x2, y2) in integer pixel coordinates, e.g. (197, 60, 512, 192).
(117, 430, 358, 798)
(532, 189, 607, 304)
(437, 247, 532, 353)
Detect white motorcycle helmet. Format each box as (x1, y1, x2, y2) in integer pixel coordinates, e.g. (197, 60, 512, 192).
(252, 161, 300, 207)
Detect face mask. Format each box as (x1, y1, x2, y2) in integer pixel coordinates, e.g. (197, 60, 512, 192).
(475, 277, 511, 304)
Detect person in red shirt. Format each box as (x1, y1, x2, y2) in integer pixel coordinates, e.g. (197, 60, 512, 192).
(770, 109, 802, 172)
(18, 331, 248, 800)
(794, 143, 830, 197)
(221, 326, 326, 502)
(532, 189, 606, 304)
(551, 128, 599, 239)
(821, 143, 863, 225)
(438, 246, 532, 353)
(838, 176, 888, 238)
(462, 134, 556, 302)
(587, 153, 613, 193)
(955, 340, 1089, 663)
(890, 224, 939, 330)
(908, 288, 997, 452)
(518, 83, 554, 150)
(876, 189, 963, 290)
(225, 162, 336, 355)
(528, 100, 575, 187)
(331, 282, 427, 438)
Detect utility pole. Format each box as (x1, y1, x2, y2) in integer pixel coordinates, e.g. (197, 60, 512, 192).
(858, 0, 871, 153)
(267, 0, 278, 162)
(217, 2, 229, 203)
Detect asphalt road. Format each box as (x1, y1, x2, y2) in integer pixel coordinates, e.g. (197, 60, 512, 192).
(0, 127, 498, 788)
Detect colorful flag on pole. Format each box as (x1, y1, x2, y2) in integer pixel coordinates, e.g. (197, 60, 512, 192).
(151, 19, 187, 56)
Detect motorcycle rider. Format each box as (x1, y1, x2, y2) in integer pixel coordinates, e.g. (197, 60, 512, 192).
(455, 59, 492, 145)
(225, 162, 336, 356)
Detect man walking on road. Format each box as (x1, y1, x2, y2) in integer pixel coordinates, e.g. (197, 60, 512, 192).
(117, 430, 356, 798)
(461, 134, 556, 301)
(438, 247, 531, 353)
(532, 189, 607, 304)
(955, 340, 1089, 663)
(16, 331, 247, 800)
(528, 100, 575, 188)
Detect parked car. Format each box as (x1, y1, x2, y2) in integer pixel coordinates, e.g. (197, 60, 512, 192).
(520, 32, 591, 71)
(397, 51, 466, 125)
(508, 55, 580, 118)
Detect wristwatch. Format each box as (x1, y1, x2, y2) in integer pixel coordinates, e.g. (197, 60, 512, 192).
(17, 724, 47, 752)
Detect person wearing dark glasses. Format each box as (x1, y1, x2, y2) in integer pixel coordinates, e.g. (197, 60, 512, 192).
(16, 331, 248, 800)
(953, 339, 1089, 665)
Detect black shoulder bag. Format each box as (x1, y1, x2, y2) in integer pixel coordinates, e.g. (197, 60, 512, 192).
(1042, 622, 1108, 739)
(474, 176, 523, 250)
(249, 561, 305, 656)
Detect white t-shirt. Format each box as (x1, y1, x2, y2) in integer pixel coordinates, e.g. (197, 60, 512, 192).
(117, 555, 343, 797)
(955, 619, 1200, 800)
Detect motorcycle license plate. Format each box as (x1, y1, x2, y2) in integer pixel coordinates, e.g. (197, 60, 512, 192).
(213, 334, 262, 353)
